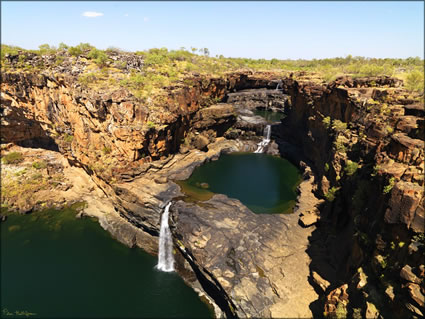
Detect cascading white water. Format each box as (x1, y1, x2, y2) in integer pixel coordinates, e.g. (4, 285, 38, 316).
(276, 80, 282, 91)
(156, 202, 175, 272)
(254, 125, 271, 153)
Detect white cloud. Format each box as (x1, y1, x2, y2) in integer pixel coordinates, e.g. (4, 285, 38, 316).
(143, 17, 149, 22)
(124, 13, 129, 17)
(82, 11, 104, 18)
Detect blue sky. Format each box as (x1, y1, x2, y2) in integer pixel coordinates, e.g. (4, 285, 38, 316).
(1, 1, 423, 59)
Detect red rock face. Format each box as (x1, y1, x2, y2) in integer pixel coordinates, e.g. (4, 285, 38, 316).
(277, 76, 424, 318)
(385, 181, 424, 232)
(1, 71, 280, 180)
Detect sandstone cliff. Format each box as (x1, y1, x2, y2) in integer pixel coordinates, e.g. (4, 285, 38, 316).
(277, 76, 424, 318)
(1, 51, 424, 318)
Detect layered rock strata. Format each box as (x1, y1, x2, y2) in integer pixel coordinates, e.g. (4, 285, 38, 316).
(277, 76, 424, 318)
(1, 63, 424, 318)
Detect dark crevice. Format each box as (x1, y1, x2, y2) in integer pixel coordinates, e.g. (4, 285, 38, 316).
(174, 243, 238, 318)
(16, 136, 59, 152)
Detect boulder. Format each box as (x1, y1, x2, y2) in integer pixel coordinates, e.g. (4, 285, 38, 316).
(299, 210, 319, 227)
(312, 271, 330, 292)
(365, 301, 380, 319)
(193, 135, 209, 151)
(400, 265, 421, 284)
(384, 181, 424, 231)
(407, 283, 425, 307)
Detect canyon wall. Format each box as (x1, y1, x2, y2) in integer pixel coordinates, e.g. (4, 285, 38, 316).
(1, 71, 279, 179)
(278, 76, 424, 318)
(1, 67, 424, 318)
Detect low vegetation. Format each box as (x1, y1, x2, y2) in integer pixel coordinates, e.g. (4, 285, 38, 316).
(32, 160, 47, 169)
(325, 186, 340, 202)
(1, 152, 24, 164)
(331, 120, 348, 133)
(344, 160, 359, 176)
(383, 177, 395, 194)
(1, 44, 423, 97)
(63, 133, 74, 143)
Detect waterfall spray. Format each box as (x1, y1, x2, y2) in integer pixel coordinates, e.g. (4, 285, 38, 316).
(156, 202, 175, 272)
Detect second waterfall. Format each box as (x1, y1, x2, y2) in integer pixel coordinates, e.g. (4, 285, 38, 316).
(254, 125, 271, 153)
(156, 202, 175, 272)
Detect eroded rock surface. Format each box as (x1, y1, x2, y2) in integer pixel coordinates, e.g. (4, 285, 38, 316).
(174, 194, 318, 318)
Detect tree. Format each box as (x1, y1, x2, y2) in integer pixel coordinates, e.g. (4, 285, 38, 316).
(38, 44, 52, 54)
(58, 42, 69, 50)
(87, 48, 109, 67)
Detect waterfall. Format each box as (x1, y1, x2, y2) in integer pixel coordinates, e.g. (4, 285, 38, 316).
(254, 125, 271, 153)
(276, 79, 283, 91)
(156, 202, 175, 272)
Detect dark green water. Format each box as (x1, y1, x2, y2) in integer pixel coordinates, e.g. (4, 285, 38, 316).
(1, 209, 212, 318)
(178, 153, 301, 214)
(253, 109, 284, 123)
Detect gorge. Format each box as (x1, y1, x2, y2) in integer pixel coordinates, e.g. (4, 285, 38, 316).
(1, 48, 424, 318)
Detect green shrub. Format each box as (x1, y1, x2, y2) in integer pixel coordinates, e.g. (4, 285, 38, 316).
(412, 233, 425, 245)
(68, 46, 82, 57)
(383, 177, 395, 194)
(331, 120, 347, 132)
(105, 46, 122, 54)
(1, 152, 24, 164)
(67, 43, 94, 57)
(58, 42, 69, 50)
(120, 73, 146, 89)
(334, 136, 347, 153)
(87, 48, 109, 67)
(325, 187, 340, 202)
(63, 133, 73, 143)
(38, 43, 56, 55)
(1, 44, 22, 61)
(32, 160, 47, 169)
(78, 73, 97, 85)
(31, 172, 43, 180)
(385, 125, 394, 134)
(323, 71, 338, 83)
(344, 160, 359, 176)
(55, 55, 65, 66)
(116, 61, 127, 70)
(76, 42, 94, 52)
(405, 70, 424, 93)
(147, 121, 156, 129)
(144, 48, 170, 66)
(335, 302, 347, 319)
(322, 116, 331, 129)
(102, 146, 112, 155)
(324, 163, 329, 172)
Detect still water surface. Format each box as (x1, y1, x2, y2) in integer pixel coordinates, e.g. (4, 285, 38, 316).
(252, 109, 284, 123)
(178, 153, 301, 214)
(1, 209, 213, 318)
